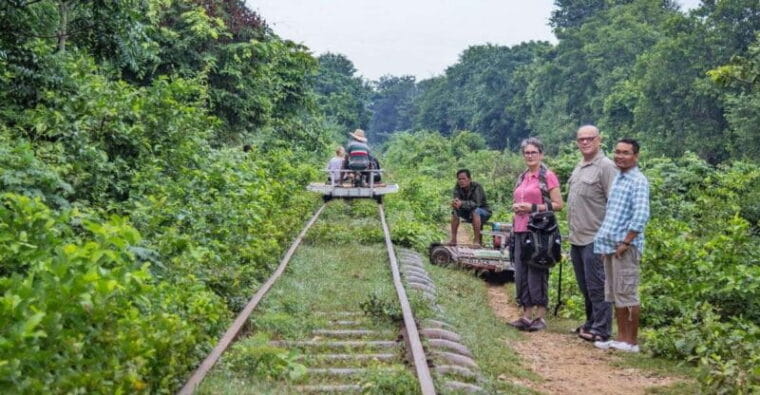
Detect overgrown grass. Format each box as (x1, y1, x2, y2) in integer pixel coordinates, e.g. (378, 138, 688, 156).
(425, 264, 539, 394)
(199, 200, 416, 393)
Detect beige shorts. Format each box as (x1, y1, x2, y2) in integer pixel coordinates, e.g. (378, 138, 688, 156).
(603, 246, 640, 307)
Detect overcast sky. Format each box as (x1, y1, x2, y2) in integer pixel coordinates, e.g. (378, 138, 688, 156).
(247, 0, 703, 81)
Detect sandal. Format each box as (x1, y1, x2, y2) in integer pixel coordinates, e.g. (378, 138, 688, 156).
(570, 324, 587, 334)
(579, 329, 609, 342)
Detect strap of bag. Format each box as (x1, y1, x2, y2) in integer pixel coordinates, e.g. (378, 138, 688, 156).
(537, 165, 553, 212)
(517, 164, 553, 213)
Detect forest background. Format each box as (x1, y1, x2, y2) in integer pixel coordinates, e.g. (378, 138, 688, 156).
(0, 0, 758, 393)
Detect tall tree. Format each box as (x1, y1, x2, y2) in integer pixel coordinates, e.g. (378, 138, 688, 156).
(312, 53, 371, 132)
(368, 75, 417, 143)
(413, 42, 552, 149)
(710, 32, 760, 160)
(622, 0, 760, 162)
(526, 0, 680, 151)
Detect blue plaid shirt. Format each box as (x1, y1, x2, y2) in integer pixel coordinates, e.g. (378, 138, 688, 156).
(594, 167, 650, 254)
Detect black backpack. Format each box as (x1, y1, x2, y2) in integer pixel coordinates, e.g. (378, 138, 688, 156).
(515, 165, 562, 269)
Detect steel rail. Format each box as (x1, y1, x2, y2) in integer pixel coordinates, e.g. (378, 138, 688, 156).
(178, 204, 327, 394)
(378, 204, 436, 395)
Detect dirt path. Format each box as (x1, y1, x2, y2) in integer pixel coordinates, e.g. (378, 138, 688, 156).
(449, 225, 681, 393)
(487, 285, 679, 394)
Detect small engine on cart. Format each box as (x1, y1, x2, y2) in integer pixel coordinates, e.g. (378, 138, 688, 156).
(428, 222, 514, 284)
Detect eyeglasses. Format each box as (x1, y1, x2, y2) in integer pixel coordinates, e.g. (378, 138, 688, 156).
(576, 136, 598, 143)
(523, 151, 540, 156)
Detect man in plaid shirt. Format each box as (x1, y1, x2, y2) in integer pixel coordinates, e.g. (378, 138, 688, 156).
(593, 139, 650, 353)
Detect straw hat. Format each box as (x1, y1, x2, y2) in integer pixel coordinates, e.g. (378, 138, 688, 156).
(349, 129, 367, 142)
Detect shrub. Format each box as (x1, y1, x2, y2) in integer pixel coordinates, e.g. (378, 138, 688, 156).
(0, 193, 227, 392)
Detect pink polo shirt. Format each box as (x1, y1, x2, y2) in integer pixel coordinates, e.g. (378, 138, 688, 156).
(513, 170, 560, 232)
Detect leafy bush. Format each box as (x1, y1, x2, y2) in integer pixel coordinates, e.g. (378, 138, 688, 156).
(0, 193, 227, 392)
(643, 303, 759, 393)
(223, 333, 306, 382)
(128, 146, 319, 311)
(0, 131, 72, 209)
(360, 292, 403, 323)
(640, 157, 760, 392)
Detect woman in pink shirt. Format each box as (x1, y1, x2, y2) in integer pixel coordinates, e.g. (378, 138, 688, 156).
(509, 137, 564, 332)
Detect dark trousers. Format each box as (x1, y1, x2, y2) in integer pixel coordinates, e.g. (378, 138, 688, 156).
(514, 232, 549, 307)
(571, 243, 612, 337)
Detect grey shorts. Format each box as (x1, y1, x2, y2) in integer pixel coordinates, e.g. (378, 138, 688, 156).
(602, 246, 640, 307)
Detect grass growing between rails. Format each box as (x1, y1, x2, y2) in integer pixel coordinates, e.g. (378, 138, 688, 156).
(198, 200, 422, 394)
(425, 263, 539, 394)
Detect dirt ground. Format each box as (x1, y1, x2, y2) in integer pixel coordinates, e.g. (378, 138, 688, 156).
(488, 285, 680, 394)
(451, 224, 682, 394)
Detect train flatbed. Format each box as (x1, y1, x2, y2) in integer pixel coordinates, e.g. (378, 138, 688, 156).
(307, 182, 399, 200)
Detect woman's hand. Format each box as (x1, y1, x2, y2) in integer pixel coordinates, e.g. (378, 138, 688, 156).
(512, 202, 532, 214)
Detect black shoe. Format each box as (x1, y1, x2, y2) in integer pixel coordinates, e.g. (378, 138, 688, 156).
(508, 317, 532, 331)
(527, 318, 547, 332)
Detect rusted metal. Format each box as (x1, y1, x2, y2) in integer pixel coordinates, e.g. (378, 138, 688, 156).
(378, 204, 437, 395)
(180, 201, 444, 393)
(177, 204, 327, 395)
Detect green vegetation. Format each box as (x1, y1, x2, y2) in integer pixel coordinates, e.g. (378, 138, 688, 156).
(381, 130, 760, 392)
(200, 200, 414, 393)
(426, 267, 537, 393)
(370, 0, 760, 162)
(2, 0, 758, 392)
(1, 0, 324, 392)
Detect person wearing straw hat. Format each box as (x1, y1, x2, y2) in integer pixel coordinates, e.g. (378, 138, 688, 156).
(345, 129, 371, 187)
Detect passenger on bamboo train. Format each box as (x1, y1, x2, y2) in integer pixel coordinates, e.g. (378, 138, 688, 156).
(326, 146, 346, 185)
(345, 129, 371, 187)
(567, 125, 618, 343)
(369, 156, 382, 184)
(509, 137, 564, 332)
(593, 139, 649, 353)
(448, 169, 491, 247)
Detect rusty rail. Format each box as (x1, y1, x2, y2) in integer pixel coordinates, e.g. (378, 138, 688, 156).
(378, 204, 436, 395)
(178, 204, 326, 394)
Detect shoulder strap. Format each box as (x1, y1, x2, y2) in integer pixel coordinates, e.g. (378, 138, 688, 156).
(515, 165, 553, 212)
(538, 165, 553, 211)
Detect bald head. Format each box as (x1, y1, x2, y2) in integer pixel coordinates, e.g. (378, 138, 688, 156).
(576, 125, 601, 160)
(577, 125, 599, 136)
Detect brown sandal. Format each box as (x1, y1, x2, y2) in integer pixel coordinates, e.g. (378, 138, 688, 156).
(579, 329, 608, 342)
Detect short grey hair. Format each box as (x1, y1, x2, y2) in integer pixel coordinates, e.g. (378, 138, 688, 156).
(520, 137, 544, 153)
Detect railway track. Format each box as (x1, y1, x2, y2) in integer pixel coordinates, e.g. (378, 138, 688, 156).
(179, 200, 487, 394)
